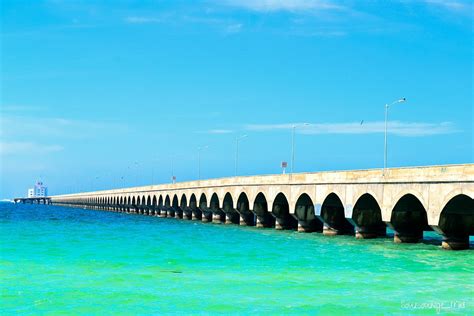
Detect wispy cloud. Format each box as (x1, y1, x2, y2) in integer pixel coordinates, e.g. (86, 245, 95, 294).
(196, 129, 234, 134)
(124, 16, 163, 24)
(0, 115, 126, 139)
(1, 104, 47, 112)
(0, 141, 63, 156)
(423, 0, 471, 12)
(225, 23, 243, 33)
(222, 0, 343, 12)
(245, 121, 458, 137)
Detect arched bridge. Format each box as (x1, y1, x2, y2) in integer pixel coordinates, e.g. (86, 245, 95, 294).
(51, 164, 474, 250)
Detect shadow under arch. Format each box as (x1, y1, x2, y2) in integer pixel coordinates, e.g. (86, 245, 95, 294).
(164, 195, 174, 217)
(350, 193, 386, 239)
(189, 193, 201, 220)
(252, 192, 274, 228)
(223, 192, 239, 224)
(272, 193, 297, 230)
(294, 193, 322, 232)
(199, 193, 212, 222)
(437, 194, 473, 250)
(210, 193, 225, 223)
(181, 194, 192, 220)
(390, 193, 429, 243)
(236, 192, 255, 226)
(172, 195, 183, 218)
(319, 193, 354, 236)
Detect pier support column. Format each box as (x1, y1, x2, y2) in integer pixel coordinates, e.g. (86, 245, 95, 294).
(159, 209, 167, 218)
(275, 217, 285, 230)
(393, 231, 423, 243)
(297, 219, 321, 233)
(256, 216, 265, 228)
(202, 210, 212, 223)
(322, 225, 341, 236)
(354, 227, 386, 239)
(442, 236, 469, 250)
(212, 212, 225, 224)
(225, 212, 239, 225)
(238, 213, 254, 226)
(192, 209, 202, 220)
(435, 195, 473, 250)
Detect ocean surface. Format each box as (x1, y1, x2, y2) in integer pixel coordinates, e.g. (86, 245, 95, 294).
(1, 203, 473, 315)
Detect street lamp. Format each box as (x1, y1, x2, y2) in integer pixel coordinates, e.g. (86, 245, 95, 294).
(291, 123, 310, 174)
(384, 98, 407, 175)
(197, 146, 209, 180)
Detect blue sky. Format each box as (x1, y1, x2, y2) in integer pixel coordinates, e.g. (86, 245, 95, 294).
(1, 0, 472, 198)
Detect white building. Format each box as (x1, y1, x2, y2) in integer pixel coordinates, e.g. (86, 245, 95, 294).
(27, 181, 48, 198)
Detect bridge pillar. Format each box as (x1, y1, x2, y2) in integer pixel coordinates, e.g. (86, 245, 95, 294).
(212, 211, 225, 224)
(239, 212, 254, 226)
(166, 209, 175, 218)
(430, 225, 470, 251)
(183, 208, 192, 220)
(192, 208, 202, 220)
(385, 222, 423, 243)
(159, 208, 167, 218)
(296, 219, 322, 233)
(174, 208, 183, 219)
(225, 212, 239, 224)
(201, 210, 212, 222)
(347, 219, 386, 239)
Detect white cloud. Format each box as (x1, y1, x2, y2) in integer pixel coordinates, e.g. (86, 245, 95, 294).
(124, 16, 163, 24)
(0, 142, 63, 155)
(423, 0, 470, 12)
(222, 0, 343, 12)
(245, 121, 458, 137)
(0, 115, 126, 139)
(207, 129, 234, 134)
(225, 23, 243, 33)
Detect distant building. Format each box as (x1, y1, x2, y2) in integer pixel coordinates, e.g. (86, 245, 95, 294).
(27, 181, 48, 198)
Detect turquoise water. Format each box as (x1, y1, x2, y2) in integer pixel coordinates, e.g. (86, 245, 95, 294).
(1, 203, 473, 315)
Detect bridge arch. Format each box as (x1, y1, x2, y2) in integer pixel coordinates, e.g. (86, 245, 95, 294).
(253, 192, 273, 227)
(390, 193, 428, 243)
(236, 192, 254, 226)
(189, 193, 201, 220)
(223, 192, 239, 224)
(209, 193, 224, 223)
(223, 193, 234, 211)
(272, 192, 297, 230)
(199, 193, 212, 221)
(351, 193, 385, 238)
(436, 194, 473, 249)
(320, 192, 354, 235)
(294, 193, 321, 232)
(172, 194, 182, 218)
(199, 193, 208, 209)
(180, 194, 188, 209)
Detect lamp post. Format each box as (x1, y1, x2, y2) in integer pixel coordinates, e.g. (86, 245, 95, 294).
(197, 146, 209, 180)
(235, 135, 248, 177)
(384, 98, 406, 175)
(291, 123, 310, 174)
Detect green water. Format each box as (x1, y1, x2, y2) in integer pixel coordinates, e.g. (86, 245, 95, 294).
(1, 203, 473, 315)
